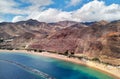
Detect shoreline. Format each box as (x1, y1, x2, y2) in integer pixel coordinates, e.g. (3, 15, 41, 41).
(0, 49, 120, 79)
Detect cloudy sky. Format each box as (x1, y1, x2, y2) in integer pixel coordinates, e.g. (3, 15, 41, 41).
(0, 0, 120, 23)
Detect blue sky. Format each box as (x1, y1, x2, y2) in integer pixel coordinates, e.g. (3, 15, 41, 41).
(0, 0, 120, 22)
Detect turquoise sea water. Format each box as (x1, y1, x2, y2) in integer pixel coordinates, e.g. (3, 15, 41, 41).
(0, 52, 114, 79)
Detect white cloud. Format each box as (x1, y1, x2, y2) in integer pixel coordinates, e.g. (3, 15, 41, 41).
(22, 0, 53, 14)
(21, 0, 53, 6)
(0, 0, 29, 14)
(0, 0, 18, 14)
(67, 0, 81, 7)
(27, 8, 73, 23)
(0, 0, 53, 14)
(73, 0, 120, 22)
(29, 0, 53, 6)
(0, 19, 4, 22)
(12, 0, 120, 22)
(0, 16, 4, 22)
(12, 16, 26, 22)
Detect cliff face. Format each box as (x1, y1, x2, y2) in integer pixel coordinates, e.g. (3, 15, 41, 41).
(0, 19, 120, 64)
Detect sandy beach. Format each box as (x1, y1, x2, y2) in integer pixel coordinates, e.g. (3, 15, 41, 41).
(0, 49, 120, 79)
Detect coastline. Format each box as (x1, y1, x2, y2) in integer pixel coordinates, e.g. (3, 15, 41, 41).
(0, 50, 120, 79)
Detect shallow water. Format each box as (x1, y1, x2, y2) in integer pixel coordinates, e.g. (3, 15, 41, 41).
(0, 52, 114, 79)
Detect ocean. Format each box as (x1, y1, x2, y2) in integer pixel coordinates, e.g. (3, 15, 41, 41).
(0, 52, 114, 79)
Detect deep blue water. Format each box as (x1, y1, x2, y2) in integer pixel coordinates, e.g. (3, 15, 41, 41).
(0, 52, 114, 79)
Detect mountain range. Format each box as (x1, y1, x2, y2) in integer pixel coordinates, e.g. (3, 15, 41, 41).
(0, 19, 120, 65)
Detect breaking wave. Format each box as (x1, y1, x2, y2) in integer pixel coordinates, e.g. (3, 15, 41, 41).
(0, 59, 56, 79)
